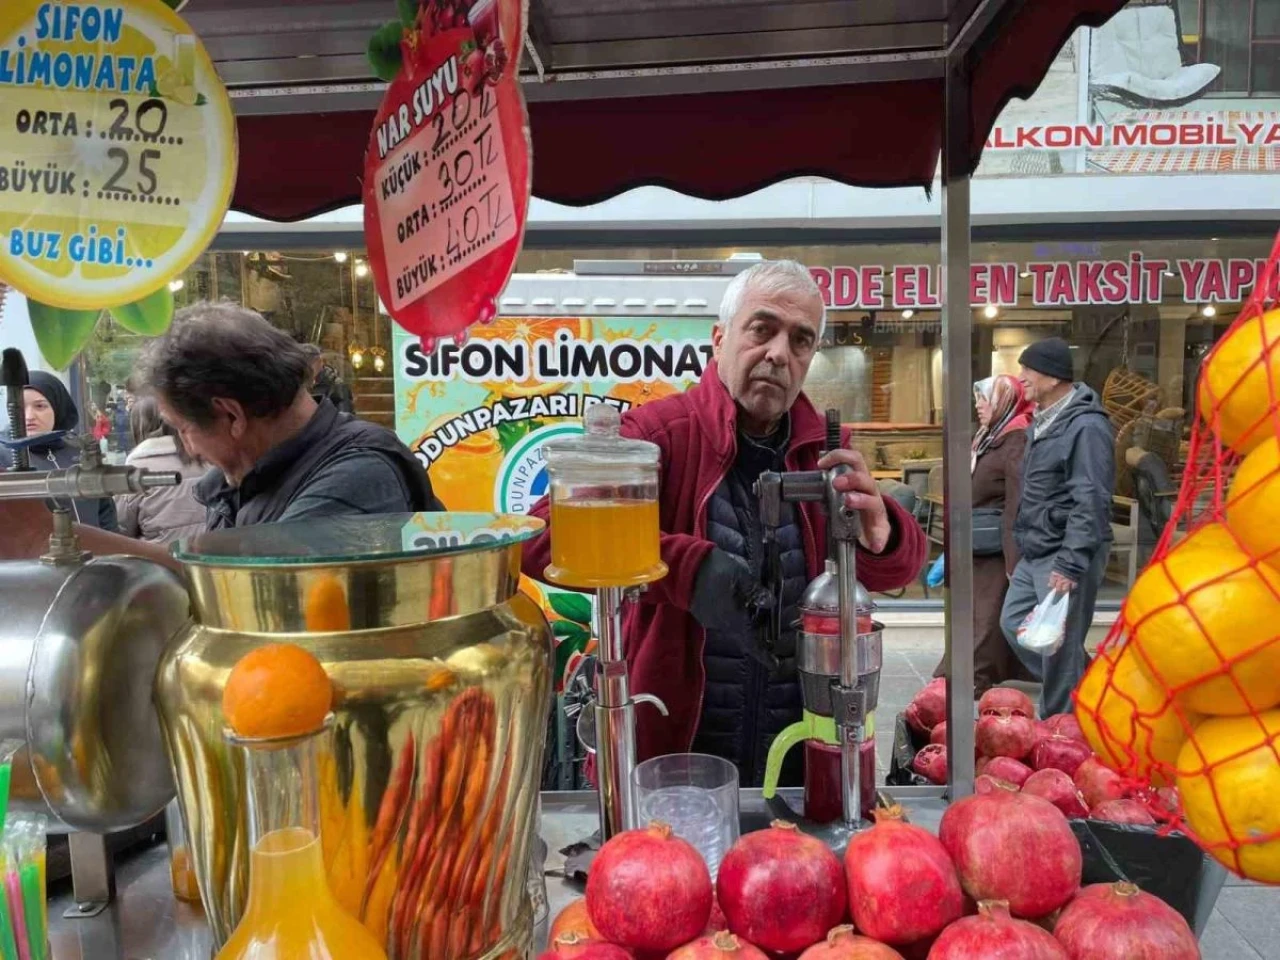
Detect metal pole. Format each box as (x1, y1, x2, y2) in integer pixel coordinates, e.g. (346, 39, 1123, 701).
(593, 586, 638, 838)
(942, 55, 977, 800)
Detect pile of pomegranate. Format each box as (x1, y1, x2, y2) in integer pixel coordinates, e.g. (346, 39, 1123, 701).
(907, 684, 1175, 825)
(543, 807, 1200, 960)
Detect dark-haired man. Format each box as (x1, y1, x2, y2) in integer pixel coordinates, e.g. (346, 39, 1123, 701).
(0, 302, 443, 568)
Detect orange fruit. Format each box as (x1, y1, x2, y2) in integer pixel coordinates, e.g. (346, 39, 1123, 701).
(222, 643, 332, 739)
(1125, 523, 1280, 716)
(1198, 307, 1280, 454)
(304, 575, 351, 632)
(1226, 435, 1280, 568)
(471, 317, 593, 397)
(1177, 710, 1280, 882)
(549, 898, 600, 944)
(1075, 641, 1199, 786)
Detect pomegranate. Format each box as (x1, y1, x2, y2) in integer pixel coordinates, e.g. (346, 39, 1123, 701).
(927, 901, 1068, 959)
(798, 926, 905, 960)
(906, 678, 948, 735)
(1022, 769, 1089, 819)
(1031, 736, 1093, 777)
(1089, 799, 1156, 825)
(930, 721, 948, 746)
(974, 756, 990, 776)
(912, 744, 948, 785)
(978, 688, 1035, 719)
(1031, 720, 1054, 751)
(976, 713, 1037, 760)
(1053, 882, 1198, 959)
(1044, 713, 1086, 743)
(666, 932, 768, 960)
(716, 821, 846, 954)
(542, 934, 633, 960)
(983, 757, 1033, 788)
(551, 898, 602, 944)
(975, 775, 1017, 795)
(1072, 757, 1127, 809)
(844, 806, 964, 945)
(586, 822, 713, 952)
(938, 792, 1082, 919)
(704, 900, 727, 934)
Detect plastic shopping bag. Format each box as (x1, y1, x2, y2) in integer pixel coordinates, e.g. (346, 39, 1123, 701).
(926, 554, 946, 588)
(1017, 589, 1069, 657)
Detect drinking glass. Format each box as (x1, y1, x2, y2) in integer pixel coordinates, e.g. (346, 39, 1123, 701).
(633, 754, 739, 879)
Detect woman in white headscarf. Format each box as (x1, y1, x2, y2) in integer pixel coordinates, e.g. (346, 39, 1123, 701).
(933, 375, 1036, 693)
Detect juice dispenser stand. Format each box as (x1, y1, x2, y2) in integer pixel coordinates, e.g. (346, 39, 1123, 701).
(155, 512, 554, 955)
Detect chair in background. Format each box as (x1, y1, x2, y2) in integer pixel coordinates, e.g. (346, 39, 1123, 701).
(1089, 1, 1219, 112)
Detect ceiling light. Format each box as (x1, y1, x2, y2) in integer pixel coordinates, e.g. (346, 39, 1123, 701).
(1163, 270, 1175, 277)
(168, 278, 185, 292)
(983, 305, 999, 319)
(355, 262, 370, 278)
(1202, 304, 1217, 317)
(1019, 271, 1031, 279)
(333, 251, 348, 263)
(902, 309, 915, 319)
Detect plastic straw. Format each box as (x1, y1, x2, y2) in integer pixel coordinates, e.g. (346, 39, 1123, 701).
(0, 862, 18, 960)
(6, 872, 28, 960)
(18, 863, 42, 960)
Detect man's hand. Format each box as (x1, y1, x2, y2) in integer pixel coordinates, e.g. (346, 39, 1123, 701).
(817, 448, 891, 554)
(1048, 570, 1077, 594)
(690, 549, 778, 670)
(0, 499, 53, 560)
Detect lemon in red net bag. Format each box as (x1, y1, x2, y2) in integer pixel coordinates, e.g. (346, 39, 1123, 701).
(1076, 640, 1200, 785)
(1125, 523, 1280, 716)
(1177, 710, 1280, 882)
(1226, 435, 1280, 570)
(1198, 307, 1280, 455)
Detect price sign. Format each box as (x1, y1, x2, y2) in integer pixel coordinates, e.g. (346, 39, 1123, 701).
(363, 0, 530, 347)
(0, 0, 237, 311)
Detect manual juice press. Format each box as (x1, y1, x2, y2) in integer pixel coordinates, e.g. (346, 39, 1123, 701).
(757, 410, 884, 841)
(542, 403, 668, 839)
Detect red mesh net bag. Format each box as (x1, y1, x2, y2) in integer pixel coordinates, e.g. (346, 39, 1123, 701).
(1074, 229, 1280, 884)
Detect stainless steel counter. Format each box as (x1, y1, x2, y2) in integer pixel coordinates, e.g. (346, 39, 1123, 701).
(47, 788, 949, 959)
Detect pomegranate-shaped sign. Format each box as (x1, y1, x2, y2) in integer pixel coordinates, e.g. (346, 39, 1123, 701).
(363, 0, 530, 347)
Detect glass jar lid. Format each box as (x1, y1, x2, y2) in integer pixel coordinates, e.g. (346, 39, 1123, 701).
(172, 512, 544, 567)
(542, 403, 660, 472)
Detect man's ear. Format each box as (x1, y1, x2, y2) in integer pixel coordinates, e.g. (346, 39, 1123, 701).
(711, 322, 725, 361)
(209, 397, 248, 439)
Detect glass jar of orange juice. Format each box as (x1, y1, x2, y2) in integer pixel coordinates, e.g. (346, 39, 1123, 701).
(542, 403, 667, 589)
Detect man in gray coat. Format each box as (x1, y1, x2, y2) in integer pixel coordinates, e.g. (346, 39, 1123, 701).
(1001, 337, 1115, 716)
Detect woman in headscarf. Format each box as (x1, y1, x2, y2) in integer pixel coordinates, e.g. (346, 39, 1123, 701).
(14, 372, 118, 531)
(933, 374, 1035, 693)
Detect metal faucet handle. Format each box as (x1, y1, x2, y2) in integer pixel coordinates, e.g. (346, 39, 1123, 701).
(631, 693, 668, 717)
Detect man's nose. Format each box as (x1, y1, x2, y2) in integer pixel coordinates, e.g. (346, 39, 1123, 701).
(764, 331, 791, 366)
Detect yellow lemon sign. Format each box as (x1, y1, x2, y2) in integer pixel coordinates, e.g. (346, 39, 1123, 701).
(0, 0, 237, 310)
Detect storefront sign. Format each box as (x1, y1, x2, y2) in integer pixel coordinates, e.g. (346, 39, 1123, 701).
(394, 317, 711, 514)
(0, 0, 237, 312)
(987, 116, 1280, 152)
(363, 0, 530, 346)
(810, 255, 1280, 311)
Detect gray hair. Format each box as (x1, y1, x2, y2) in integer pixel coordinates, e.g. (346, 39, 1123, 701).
(716, 259, 827, 338)
(135, 301, 313, 427)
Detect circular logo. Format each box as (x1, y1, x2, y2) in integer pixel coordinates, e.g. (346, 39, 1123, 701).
(0, 0, 238, 309)
(495, 422, 582, 515)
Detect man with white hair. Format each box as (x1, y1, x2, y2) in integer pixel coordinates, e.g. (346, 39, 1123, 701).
(523, 260, 926, 786)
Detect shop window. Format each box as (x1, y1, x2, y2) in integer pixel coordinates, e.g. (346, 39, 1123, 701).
(1183, 0, 1280, 94)
(76, 250, 394, 458)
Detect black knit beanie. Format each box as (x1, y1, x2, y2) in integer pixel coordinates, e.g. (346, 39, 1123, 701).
(1018, 338, 1074, 382)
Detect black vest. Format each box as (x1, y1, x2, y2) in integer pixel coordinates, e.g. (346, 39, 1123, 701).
(691, 423, 808, 787)
(198, 401, 441, 529)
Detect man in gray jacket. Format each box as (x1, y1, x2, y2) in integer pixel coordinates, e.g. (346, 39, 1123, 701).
(1001, 337, 1115, 716)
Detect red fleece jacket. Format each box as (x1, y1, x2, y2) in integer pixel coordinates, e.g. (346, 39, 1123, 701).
(522, 362, 928, 761)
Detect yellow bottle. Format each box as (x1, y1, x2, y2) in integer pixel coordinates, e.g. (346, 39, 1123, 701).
(216, 723, 387, 960)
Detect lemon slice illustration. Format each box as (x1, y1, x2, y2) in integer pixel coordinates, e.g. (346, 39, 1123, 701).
(0, 0, 237, 311)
